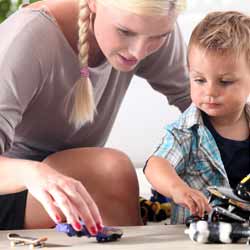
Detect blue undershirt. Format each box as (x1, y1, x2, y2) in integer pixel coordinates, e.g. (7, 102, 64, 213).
(202, 112, 250, 189)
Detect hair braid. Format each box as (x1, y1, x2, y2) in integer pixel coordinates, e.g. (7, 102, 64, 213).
(69, 0, 96, 128)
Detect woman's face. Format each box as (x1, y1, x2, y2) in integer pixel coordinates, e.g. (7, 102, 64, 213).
(88, 1, 177, 72)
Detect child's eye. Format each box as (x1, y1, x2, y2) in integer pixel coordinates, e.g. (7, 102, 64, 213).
(220, 80, 234, 86)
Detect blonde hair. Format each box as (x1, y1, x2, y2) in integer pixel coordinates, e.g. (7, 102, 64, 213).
(188, 11, 250, 62)
(69, 0, 95, 128)
(71, 0, 186, 128)
(97, 0, 186, 15)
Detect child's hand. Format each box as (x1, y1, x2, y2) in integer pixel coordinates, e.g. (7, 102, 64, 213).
(171, 184, 211, 217)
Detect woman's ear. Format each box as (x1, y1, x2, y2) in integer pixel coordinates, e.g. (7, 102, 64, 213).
(87, 0, 97, 13)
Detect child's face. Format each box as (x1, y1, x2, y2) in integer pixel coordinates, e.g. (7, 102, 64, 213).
(88, 0, 176, 72)
(189, 46, 250, 119)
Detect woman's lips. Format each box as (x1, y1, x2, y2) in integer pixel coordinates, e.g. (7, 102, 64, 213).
(118, 54, 138, 66)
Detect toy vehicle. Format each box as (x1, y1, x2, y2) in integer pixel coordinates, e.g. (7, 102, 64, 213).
(235, 174, 250, 201)
(206, 185, 250, 223)
(7, 233, 47, 249)
(185, 220, 250, 244)
(55, 222, 123, 242)
(185, 174, 250, 244)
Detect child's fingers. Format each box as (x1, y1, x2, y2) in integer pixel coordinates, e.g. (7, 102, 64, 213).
(175, 188, 211, 216)
(191, 191, 211, 216)
(184, 195, 197, 214)
(194, 190, 212, 212)
(190, 196, 203, 216)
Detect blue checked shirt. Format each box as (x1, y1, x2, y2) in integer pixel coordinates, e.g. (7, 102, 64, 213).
(152, 103, 250, 224)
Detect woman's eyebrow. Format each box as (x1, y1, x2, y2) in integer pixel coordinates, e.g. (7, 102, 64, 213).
(117, 24, 172, 37)
(153, 31, 172, 38)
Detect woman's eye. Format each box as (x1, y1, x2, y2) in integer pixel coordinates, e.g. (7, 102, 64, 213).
(194, 79, 206, 84)
(150, 35, 167, 41)
(117, 29, 132, 36)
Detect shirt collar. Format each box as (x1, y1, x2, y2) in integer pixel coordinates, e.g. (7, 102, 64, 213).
(179, 102, 250, 130)
(177, 103, 203, 130)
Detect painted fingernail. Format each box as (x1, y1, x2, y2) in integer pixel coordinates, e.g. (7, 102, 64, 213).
(74, 222, 82, 230)
(55, 214, 61, 222)
(96, 222, 103, 231)
(90, 226, 97, 235)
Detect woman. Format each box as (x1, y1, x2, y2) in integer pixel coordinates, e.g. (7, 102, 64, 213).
(0, 0, 190, 232)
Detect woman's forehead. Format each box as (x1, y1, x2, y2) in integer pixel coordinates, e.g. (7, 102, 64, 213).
(97, 0, 176, 16)
(97, 0, 179, 16)
(97, 2, 177, 34)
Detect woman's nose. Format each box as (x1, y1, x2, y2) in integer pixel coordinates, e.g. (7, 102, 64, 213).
(128, 39, 149, 60)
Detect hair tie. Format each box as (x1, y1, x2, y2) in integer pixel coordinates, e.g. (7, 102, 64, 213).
(80, 67, 90, 78)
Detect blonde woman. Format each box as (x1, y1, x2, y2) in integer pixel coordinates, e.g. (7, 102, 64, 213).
(0, 0, 189, 231)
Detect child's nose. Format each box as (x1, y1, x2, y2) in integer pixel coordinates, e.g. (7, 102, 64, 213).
(205, 82, 218, 97)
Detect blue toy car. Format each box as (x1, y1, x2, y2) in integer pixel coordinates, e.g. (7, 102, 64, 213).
(55, 222, 123, 242)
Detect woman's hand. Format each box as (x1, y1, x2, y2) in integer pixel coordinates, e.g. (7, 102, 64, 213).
(21, 162, 102, 234)
(170, 183, 211, 217)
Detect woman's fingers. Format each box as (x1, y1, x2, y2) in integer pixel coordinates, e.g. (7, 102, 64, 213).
(37, 191, 62, 224)
(47, 178, 102, 234)
(75, 184, 103, 229)
(62, 182, 99, 234)
(25, 164, 103, 232)
(48, 185, 82, 229)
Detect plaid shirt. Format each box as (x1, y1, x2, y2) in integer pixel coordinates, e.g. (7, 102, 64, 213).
(152, 103, 250, 224)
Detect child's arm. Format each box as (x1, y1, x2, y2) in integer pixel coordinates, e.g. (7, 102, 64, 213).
(145, 156, 211, 217)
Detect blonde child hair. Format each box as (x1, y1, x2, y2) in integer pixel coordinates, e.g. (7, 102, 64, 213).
(72, 0, 186, 128)
(188, 11, 250, 62)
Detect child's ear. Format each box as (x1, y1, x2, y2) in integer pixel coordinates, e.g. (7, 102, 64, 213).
(86, 0, 97, 13)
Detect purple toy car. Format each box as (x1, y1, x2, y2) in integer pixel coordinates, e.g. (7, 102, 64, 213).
(55, 221, 123, 242)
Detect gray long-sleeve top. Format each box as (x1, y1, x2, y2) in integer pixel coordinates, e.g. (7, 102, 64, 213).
(0, 8, 190, 161)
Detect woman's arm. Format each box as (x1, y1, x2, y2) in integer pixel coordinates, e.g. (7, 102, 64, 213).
(0, 156, 39, 194)
(0, 155, 102, 233)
